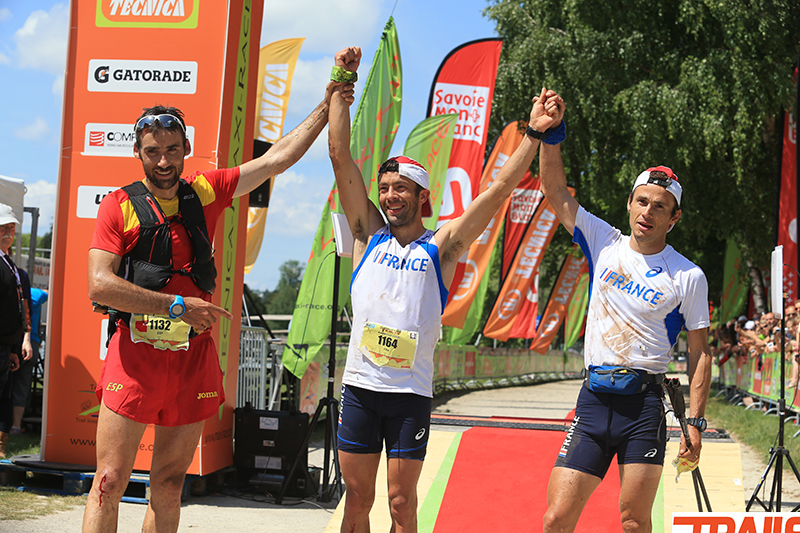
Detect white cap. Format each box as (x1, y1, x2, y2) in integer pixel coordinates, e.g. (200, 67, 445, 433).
(387, 156, 432, 217)
(744, 320, 755, 330)
(0, 204, 19, 226)
(632, 166, 683, 207)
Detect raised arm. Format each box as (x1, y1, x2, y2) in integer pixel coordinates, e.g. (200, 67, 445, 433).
(234, 72, 356, 198)
(328, 47, 384, 258)
(435, 88, 559, 271)
(539, 96, 579, 235)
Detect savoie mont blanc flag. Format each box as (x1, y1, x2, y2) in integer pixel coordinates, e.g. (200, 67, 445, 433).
(283, 18, 402, 378)
(427, 39, 502, 301)
(245, 38, 304, 274)
(441, 121, 526, 330)
(402, 113, 459, 230)
(529, 248, 587, 354)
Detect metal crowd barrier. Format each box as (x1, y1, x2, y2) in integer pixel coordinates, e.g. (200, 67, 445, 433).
(236, 326, 283, 410)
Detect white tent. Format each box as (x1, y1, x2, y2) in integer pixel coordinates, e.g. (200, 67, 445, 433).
(0, 174, 25, 224)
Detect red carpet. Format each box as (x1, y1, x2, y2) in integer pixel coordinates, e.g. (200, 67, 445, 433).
(432, 426, 621, 532)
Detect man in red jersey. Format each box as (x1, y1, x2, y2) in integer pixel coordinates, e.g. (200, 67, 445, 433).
(82, 76, 354, 532)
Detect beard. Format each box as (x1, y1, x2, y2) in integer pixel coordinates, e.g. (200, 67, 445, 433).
(144, 162, 183, 190)
(382, 198, 419, 227)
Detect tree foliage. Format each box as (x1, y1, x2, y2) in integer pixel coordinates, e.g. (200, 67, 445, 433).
(484, 0, 799, 304)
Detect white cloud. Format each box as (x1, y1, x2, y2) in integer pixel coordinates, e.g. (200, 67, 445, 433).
(14, 117, 49, 141)
(0, 52, 10, 65)
(264, 169, 330, 237)
(22, 179, 57, 234)
(51, 72, 64, 97)
(14, 3, 69, 75)
(0, 8, 11, 22)
(261, 0, 382, 53)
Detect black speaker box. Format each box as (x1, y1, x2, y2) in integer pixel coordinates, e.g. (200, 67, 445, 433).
(233, 408, 316, 497)
(248, 140, 273, 208)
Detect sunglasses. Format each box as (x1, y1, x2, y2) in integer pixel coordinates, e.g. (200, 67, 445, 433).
(134, 114, 186, 133)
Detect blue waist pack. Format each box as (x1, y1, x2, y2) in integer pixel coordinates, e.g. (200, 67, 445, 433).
(587, 365, 643, 395)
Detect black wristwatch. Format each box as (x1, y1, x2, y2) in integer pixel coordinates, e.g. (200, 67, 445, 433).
(686, 417, 707, 432)
(525, 125, 546, 140)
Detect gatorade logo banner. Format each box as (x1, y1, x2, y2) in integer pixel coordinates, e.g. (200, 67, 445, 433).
(427, 38, 502, 298)
(96, 0, 199, 28)
(88, 59, 197, 94)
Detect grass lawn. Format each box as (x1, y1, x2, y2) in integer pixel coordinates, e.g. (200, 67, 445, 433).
(706, 386, 800, 470)
(0, 430, 87, 521)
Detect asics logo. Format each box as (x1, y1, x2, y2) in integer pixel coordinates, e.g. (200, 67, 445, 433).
(645, 267, 663, 278)
(415, 428, 426, 441)
(644, 448, 658, 458)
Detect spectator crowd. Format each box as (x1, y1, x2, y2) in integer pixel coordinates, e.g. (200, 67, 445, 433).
(712, 301, 800, 388)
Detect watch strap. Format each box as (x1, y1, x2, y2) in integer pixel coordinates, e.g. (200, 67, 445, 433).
(525, 125, 546, 140)
(686, 417, 707, 431)
(169, 295, 186, 319)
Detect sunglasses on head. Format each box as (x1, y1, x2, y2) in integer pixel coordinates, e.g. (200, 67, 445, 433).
(134, 114, 186, 133)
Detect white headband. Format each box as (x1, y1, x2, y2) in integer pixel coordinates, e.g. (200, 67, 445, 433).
(394, 156, 429, 190)
(632, 166, 682, 207)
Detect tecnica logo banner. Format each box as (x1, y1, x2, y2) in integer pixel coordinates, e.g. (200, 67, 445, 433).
(82, 122, 195, 157)
(88, 59, 198, 94)
(96, 0, 199, 28)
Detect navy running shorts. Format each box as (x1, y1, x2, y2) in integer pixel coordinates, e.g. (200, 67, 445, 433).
(337, 384, 431, 460)
(554, 382, 666, 478)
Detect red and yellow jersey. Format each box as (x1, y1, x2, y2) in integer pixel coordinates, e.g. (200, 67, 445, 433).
(90, 167, 240, 301)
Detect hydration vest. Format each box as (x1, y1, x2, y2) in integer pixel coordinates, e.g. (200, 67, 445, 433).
(118, 179, 217, 294)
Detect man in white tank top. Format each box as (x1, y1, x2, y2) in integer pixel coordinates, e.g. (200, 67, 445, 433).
(538, 96, 714, 533)
(329, 46, 565, 533)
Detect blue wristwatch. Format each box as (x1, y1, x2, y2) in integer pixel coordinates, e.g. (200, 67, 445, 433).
(169, 295, 186, 319)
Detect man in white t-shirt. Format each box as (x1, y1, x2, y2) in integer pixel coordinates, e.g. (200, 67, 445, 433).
(328, 46, 564, 533)
(539, 98, 713, 533)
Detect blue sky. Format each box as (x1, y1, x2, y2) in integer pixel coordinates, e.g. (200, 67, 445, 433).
(0, 0, 498, 291)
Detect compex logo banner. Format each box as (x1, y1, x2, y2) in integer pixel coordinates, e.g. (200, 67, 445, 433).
(88, 59, 198, 94)
(82, 122, 195, 157)
(96, 0, 199, 28)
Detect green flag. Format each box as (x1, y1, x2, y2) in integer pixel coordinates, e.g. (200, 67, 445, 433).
(401, 113, 458, 229)
(564, 271, 590, 350)
(283, 18, 402, 378)
(719, 240, 748, 324)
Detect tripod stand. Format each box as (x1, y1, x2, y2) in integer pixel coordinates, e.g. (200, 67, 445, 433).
(746, 287, 800, 511)
(276, 251, 343, 504)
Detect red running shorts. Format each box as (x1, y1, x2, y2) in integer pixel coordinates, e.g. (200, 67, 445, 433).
(96, 325, 224, 427)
